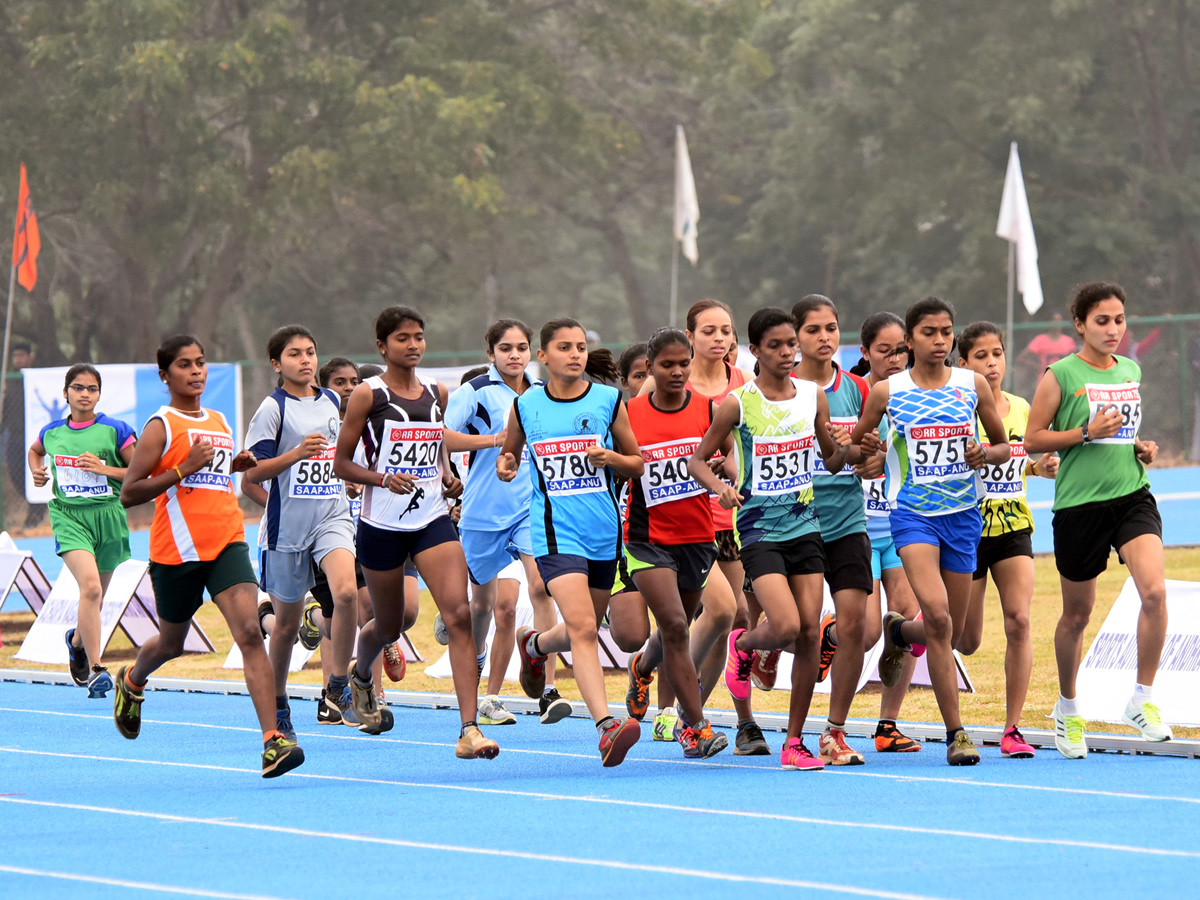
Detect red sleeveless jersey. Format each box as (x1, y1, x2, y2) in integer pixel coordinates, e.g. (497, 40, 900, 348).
(624, 391, 716, 545)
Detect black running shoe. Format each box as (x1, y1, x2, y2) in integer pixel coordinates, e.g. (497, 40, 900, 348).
(257, 599, 273, 640)
(113, 666, 144, 740)
(317, 688, 342, 725)
(539, 687, 572, 724)
(733, 721, 771, 756)
(65, 628, 88, 686)
(262, 734, 305, 778)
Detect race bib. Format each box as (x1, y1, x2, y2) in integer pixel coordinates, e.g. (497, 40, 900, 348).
(182, 430, 234, 491)
(905, 422, 973, 485)
(54, 455, 112, 499)
(1085, 382, 1141, 445)
(348, 494, 362, 521)
(813, 416, 857, 476)
(980, 440, 1028, 500)
(291, 446, 340, 499)
(751, 433, 814, 497)
(863, 475, 889, 516)
(381, 425, 443, 480)
(639, 438, 704, 507)
(532, 434, 604, 496)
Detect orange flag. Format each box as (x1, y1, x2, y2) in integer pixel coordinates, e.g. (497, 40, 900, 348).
(12, 162, 39, 291)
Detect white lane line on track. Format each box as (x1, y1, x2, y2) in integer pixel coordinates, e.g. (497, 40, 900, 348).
(1029, 490, 1200, 510)
(2, 705, 1198, 807)
(0, 797, 949, 900)
(0, 864, 291, 900)
(2, 747, 1197, 859)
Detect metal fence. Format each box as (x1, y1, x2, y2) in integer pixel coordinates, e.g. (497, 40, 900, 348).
(3, 315, 1198, 534)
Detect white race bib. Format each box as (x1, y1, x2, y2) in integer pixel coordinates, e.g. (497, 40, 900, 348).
(290, 446, 341, 499)
(182, 430, 234, 491)
(904, 422, 973, 485)
(863, 475, 889, 516)
(639, 438, 704, 507)
(813, 416, 857, 476)
(980, 440, 1028, 500)
(1084, 382, 1141, 445)
(54, 455, 112, 499)
(751, 433, 814, 497)
(381, 424, 443, 480)
(532, 435, 604, 497)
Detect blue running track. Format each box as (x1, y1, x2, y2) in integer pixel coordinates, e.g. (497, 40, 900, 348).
(0, 681, 1197, 899)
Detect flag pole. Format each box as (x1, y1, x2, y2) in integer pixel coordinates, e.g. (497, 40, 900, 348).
(1005, 240, 1015, 391)
(0, 259, 16, 531)
(669, 239, 680, 328)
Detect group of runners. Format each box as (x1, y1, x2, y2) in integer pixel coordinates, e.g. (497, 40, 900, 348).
(30, 279, 1174, 776)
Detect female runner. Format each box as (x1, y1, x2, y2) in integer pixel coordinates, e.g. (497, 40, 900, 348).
(29, 364, 136, 698)
(244, 326, 359, 739)
(851, 298, 1009, 766)
(501, 317, 646, 766)
(117, 336, 303, 777)
(848, 313, 922, 753)
(688, 307, 846, 770)
(791, 295, 873, 766)
(1026, 281, 1172, 757)
(334, 306, 497, 760)
(444, 318, 570, 727)
(956, 322, 1059, 758)
(623, 328, 731, 757)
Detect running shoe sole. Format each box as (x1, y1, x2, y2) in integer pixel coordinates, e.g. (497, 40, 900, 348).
(733, 723, 771, 756)
(599, 718, 641, 767)
(262, 738, 305, 778)
(515, 626, 547, 699)
(298, 601, 322, 651)
(112, 666, 143, 740)
(87, 670, 114, 699)
(540, 695, 573, 724)
(817, 613, 836, 683)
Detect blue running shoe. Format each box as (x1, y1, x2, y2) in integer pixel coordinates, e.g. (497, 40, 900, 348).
(87, 666, 113, 698)
(64, 628, 88, 686)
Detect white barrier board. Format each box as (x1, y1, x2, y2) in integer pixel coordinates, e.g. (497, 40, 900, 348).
(1076, 578, 1200, 726)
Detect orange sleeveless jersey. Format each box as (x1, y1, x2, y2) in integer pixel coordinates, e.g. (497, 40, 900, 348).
(686, 363, 748, 532)
(148, 406, 245, 564)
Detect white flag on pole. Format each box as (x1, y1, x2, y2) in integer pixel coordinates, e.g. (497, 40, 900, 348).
(674, 125, 699, 265)
(996, 141, 1043, 314)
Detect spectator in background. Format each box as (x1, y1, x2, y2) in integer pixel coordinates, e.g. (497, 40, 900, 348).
(1019, 312, 1077, 381)
(3, 341, 46, 527)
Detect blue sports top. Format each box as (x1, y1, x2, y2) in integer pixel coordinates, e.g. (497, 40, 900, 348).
(444, 364, 536, 531)
(515, 382, 622, 560)
(808, 364, 869, 542)
(884, 366, 980, 516)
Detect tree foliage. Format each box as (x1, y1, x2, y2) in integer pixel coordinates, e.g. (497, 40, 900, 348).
(1, 1, 1198, 364)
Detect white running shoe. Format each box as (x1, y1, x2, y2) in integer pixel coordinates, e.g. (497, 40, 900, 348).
(478, 696, 517, 726)
(1053, 700, 1088, 759)
(433, 613, 450, 646)
(1123, 698, 1173, 742)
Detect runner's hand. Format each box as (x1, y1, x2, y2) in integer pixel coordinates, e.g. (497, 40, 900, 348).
(964, 439, 985, 469)
(75, 452, 105, 473)
(1134, 440, 1158, 464)
(585, 444, 610, 468)
(231, 450, 257, 473)
(1088, 404, 1124, 441)
(716, 484, 743, 510)
(496, 452, 518, 482)
(185, 438, 215, 475)
(854, 453, 884, 480)
(860, 429, 883, 454)
(31, 464, 49, 487)
(296, 433, 327, 458)
(383, 471, 416, 494)
(1038, 452, 1059, 477)
(442, 475, 463, 499)
(828, 423, 852, 447)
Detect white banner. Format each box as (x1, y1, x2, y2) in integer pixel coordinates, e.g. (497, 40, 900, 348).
(15, 558, 212, 664)
(22, 362, 243, 504)
(0, 531, 52, 614)
(1076, 578, 1200, 726)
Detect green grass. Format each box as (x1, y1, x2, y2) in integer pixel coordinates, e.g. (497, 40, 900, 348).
(3, 546, 1197, 739)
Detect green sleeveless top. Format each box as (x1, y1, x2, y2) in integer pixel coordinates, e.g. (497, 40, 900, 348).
(1047, 353, 1148, 511)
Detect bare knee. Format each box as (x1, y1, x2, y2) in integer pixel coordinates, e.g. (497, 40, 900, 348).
(610, 625, 647, 654)
(493, 600, 517, 632)
(1003, 609, 1030, 642)
(1059, 606, 1091, 635)
(657, 612, 691, 648)
(229, 619, 264, 652)
(922, 608, 953, 642)
(956, 632, 982, 656)
(439, 599, 471, 634)
(1140, 584, 1167, 616)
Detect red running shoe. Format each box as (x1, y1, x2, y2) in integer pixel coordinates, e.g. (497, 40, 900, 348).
(382, 641, 407, 683)
(515, 626, 547, 699)
(750, 649, 781, 691)
(598, 717, 641, 767)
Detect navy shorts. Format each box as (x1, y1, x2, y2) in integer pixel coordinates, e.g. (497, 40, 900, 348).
(356, 517, 459, 572)
(536, 554, 619, 591)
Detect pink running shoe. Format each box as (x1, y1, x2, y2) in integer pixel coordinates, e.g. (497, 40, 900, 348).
(750, 649, 781, 691)
(1001, 726, 1036, 759)
(723, 628, 753, 701)
(780, 737, 825, 771)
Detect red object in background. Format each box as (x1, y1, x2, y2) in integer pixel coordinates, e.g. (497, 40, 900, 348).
(11, 162, 40, 291)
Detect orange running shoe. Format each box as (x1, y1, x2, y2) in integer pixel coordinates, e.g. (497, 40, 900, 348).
(817, 612, 837, 683)
(382, 641, 407, 683)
